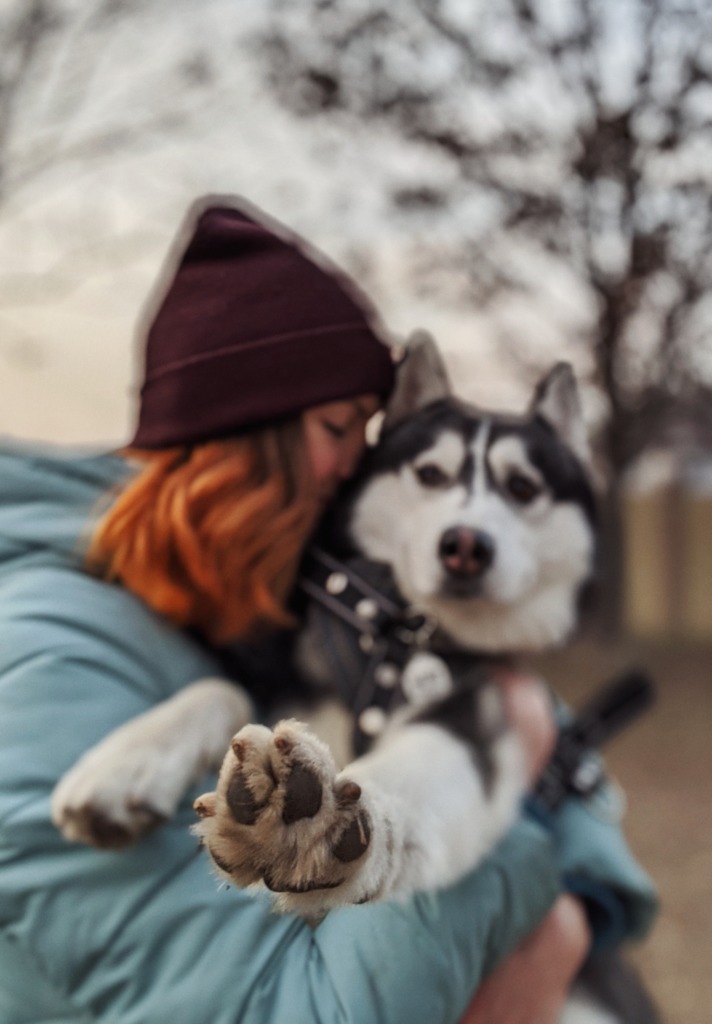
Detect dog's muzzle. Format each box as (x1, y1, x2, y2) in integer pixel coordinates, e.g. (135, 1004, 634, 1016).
(438, 526, 494, 588)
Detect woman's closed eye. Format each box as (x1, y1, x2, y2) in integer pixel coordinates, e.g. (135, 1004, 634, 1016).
(322, 420, 348, 439)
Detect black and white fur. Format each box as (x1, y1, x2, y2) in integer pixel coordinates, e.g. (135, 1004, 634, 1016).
(331, 341, 595, 658)
(52, 335, 651, 1023)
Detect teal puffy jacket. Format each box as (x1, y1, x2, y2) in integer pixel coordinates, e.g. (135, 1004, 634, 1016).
(0, 443, 657, 1024)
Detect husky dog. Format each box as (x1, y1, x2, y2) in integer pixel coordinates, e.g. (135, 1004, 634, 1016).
(53, 336, 656, 1021)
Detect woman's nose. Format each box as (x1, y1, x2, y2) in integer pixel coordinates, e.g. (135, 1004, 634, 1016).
(341, 441, 366, 479)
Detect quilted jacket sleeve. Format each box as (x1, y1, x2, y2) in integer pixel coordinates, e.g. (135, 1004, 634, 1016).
(0, 566, 561, 1024)
(524, 695, 659, 951)
(527, 783, 658, 951)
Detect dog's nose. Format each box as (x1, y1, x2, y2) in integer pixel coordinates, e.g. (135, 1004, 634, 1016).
(438, 527, 495, 578)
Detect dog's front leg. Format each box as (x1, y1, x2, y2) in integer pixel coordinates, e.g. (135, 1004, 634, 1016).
(346, 702, 526, 901)
(52, 679, 253, 848)
(193, 682, 525, 919)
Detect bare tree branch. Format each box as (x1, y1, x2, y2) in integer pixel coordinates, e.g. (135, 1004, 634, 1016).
(256, 0, 712, 472)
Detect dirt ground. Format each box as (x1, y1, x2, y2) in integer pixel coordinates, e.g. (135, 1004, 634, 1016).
(533, 637, 712, 1024)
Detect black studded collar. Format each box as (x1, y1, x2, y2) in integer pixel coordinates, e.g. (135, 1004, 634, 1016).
(297, 547, 503, 754)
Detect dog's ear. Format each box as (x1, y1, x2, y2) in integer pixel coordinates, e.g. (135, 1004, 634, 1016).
(530, 362, 590, 464)
(382, 330, 452, 432)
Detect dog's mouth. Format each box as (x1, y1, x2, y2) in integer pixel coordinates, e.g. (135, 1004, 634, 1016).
(439, 574, 487, 599)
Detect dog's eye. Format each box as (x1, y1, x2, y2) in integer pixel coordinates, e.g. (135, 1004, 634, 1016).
(506, 473, 541, 505)
(415, 464, 448, 488)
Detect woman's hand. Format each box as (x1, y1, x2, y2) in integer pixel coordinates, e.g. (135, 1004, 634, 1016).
(459, 893, 591, 1024)
(495, 669, 557, 785)
(459, 672, 589, 1024)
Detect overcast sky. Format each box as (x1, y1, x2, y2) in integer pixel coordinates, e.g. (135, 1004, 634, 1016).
(1, 0, 708, 447)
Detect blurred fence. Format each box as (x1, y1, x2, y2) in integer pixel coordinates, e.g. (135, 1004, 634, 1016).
(624, 463, 712, 641)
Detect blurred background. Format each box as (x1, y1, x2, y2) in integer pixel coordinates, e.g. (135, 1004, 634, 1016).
(1, 1, 710, 1019)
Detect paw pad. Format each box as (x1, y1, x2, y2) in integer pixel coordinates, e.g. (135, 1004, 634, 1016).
(282, 763, 323, 823)
(332, 811, 370, 863)
(226, 772, 268, 825)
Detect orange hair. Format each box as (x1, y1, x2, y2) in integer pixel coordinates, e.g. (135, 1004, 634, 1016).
(88, 420, 320, 644)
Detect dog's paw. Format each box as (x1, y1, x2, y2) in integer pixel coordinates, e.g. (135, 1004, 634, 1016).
(193, 720, 371, 911)
(52, 736, 189, 849)
(52, 681, 254, 850)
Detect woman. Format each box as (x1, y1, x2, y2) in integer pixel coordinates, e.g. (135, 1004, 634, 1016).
(0, 199, 655, 1023)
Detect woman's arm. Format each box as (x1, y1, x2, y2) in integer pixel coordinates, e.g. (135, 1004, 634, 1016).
(459, 671, 657, 1024)
(0, 569, 562, 1024)
(1, 662, 560, 1024)
(459, 893, 591, 1024)
(500, 669, 658, 949)
(3, 796, 560, 1024)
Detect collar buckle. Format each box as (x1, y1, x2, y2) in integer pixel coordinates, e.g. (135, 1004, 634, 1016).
(394, 609, 438, 648)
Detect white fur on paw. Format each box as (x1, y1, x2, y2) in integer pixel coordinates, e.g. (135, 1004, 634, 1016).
(52, 734, 191, 848)
(52, 680, 253, 849)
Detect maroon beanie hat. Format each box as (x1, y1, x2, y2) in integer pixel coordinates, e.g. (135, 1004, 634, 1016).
(132, 198, 396, 448)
